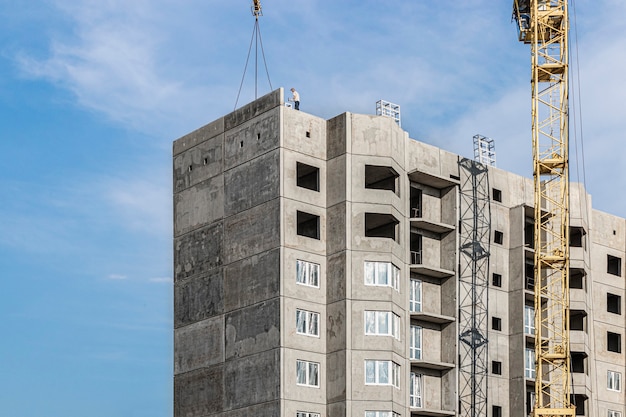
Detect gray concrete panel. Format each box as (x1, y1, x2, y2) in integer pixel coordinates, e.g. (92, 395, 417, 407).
(174, 365, 224, 417)
(173, 116, 224, 157)
(327, 113, 348, 159)
(174, 175, 224, 238)
(326, 203, 347, 256)
(223, 199, 280, 264)
(216, 401, 280, 417)
(326, 350, 347, 403)
(223, 349, 280, 410)
(175, 268, 224, 327)
(173, 134, 223, 193)
(224, 88, 282, 131)
(174, 317, 224, 374)
(224, 109, 280, 171)
(174, 221, 223, 281)
(326, 251, 347, 303)
(326, 300, 347, 353)
(225, 298, 280, 360)
(224, 149, 280, 216)
(224, 248, 280, 312)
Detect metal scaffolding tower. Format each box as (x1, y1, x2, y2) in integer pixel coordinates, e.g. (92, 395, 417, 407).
(376, 99, 401, 127)
(473, 134, 497, 167)
(458, 157, 491, 417)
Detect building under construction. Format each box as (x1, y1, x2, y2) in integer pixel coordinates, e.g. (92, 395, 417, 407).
(172, 88, 626, 417)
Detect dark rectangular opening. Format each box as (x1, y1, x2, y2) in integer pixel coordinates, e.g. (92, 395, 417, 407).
(570, 310, 586, 332)
(493, 188, 502, 202)
(526, 391, 535, 417)
(296, 162, 320, 191)
(608, 331, 621, 353)
(492, 317, 502, 331)
(365, 165, 399, 194)
(570, 227, 585, 248)
(365, 213, 399, 241)
(410, 232, 423, 264)
(492, 361, 502, 375)
(494, 230, 504, 245)
(608, 293, 622, 315)
(410, 186, 423, 218)
(493, 406, 502, 417)
(525, 261, 534, 291)
(570, 268, 585, 290)
(297, 211, 320, 240)
(571, 352, 586, 374)
(570, 394, 586, 416)
(492, 273, 502, 287)
(608, 255, 622, 276)
(524, 217, 534, 249)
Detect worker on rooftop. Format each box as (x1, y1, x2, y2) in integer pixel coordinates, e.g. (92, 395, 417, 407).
(289, 88, 300, 111)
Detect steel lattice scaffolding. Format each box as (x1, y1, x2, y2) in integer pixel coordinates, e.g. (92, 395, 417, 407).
(473, 134, 497, 167)
(458, 157, 491, 417)
(376, 99, 401, 127)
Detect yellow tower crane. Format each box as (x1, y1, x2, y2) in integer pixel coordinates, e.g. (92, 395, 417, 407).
(512, 2, 575, 417)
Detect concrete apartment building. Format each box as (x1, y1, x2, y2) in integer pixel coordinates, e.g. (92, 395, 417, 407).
(172, 88, 626, 417)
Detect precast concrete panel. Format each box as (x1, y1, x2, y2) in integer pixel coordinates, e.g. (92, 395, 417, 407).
(214, 401, 280, 417)
(174, 221, 223, 281)
(282, 110, 327, 160)
(224, 88, 283, 131)
(174, 365, 224, 417)
(224, 298, 280, 360)
(224, 108, 280, 171)
(174, 175, 224, 237)
(173, 134, 224, 194)
(174, 268, 224, 327)
(223, 349, 281, 410)
(173, 116, 224, 157)
(174, 317, 224, 374)
(327, 113, 348, 159)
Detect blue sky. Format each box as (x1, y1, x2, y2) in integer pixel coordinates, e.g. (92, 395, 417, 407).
(1, 1, 625, 416)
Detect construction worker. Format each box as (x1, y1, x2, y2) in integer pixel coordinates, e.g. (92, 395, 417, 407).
(289, 88, 300, 110)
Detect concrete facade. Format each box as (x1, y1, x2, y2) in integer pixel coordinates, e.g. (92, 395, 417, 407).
(173, 88, 626, 417)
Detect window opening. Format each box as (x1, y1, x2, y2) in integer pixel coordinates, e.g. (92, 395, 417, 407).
(493, 188, 502, 202)
(365, 165, 399, 194)
(492, 317, 502, 331)
(492, 361, 502, 375)
(297, 211, 320, 239)
(608, 293, 622, 315)
(365, 311, 400, 339)
(571, 352, 586, 374)
(296, 162, 320, 191)
(410, 186, 423, 218)
(492, 273, 502, 287)
(494, 230, 504, 245)
(410, 232, 422, 265)
(525, 348, 535, 379)
(365, 213, 399, 240)
(608, 255, 622, 276)
(608, 332, 621, 353)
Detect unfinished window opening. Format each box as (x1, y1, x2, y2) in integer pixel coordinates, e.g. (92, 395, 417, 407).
(493, 406, 502, 417)
(493, 188, 502, 202)
(526, 391, 536, 417)
(571, 352, 586, 374)
(297, 211, 320, 240)
(571, 395, 586, 416)
(492, 317, 502, 331)
(410, 232, 423, 265)
(492, 361, 502, 375)
(525, 261, 534, 291)
(492, 273, 502, 287)
(364, 165, 399, 194)
(365, 213, 399, 241)
(525, 218, 534, 248)
(570, 226, 585, 248)
(570, 310, 587, 332)
(410, 186, 423, 218)
(296, 162, 320, 192)
(608, 332, 621, 353)
(608, 293, 622, 315)
(305, 131, 311, 138)
(570, 268, 585, 290)
(494, 230, 504, 245)
(608, 255, 622, 276)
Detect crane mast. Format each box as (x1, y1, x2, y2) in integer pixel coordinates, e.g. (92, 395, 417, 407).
(512, 2, 574, 417)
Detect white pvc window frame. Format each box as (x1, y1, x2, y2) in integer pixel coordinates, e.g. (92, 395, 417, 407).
(364, 360, 400, 388)
(296, 259, 320, 288)
(296, 360, 320, 388)
(410, 372, 423, 408)
(364, 311, 400, 339)
(364, 261, 400, 291)
(608, 370, 622, 392)
(410, 325, 422, 360)
(525, 348, 535, 379)
(296, 309, 320, 337)
(410, 279, 422, 312)
(524, 305, 535, 335)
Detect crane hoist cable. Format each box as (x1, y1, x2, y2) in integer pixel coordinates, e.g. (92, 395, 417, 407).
(234, 0, 273, 110)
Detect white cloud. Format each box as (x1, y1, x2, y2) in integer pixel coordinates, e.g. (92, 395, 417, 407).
(107, 273, 127, 280)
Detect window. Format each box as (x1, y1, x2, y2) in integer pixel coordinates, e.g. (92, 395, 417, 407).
(410, 372, 422, 408)
(571, 352, 586, 374)
(365, 360, 400, 387)
(296, 260, 320, 287)
(364, 261, 400, 291)
(365, 213, 399, 240)
(492, 361, 502, 375)
(608, 370, 622, 391)
(410, 326, 422, 360)
(296, 360, 320, 387)
(570, 268, 585, 289)
(608, 410, 622, 417)
(365, 165, 399, 193)
(410, 186, 422, 218)
(493, 406, 502, 417)
(410, 233, 423, 264)
(296, 309, 320, 337)
(492, 317, 502, 331)
(493, 188, 502, 202)
(297, 413, 320, 417)
(296, 162, 320, 191)
(608, 255, 622, 276)
(365, 412, 400, 417)
(525, 348, 535, 379)
(494, 231, 504, 245)
(365, 311, 400, 339)
(524, 305, 535, 335)
(492, 273, 502, 287)
(297, 211, 320, 239)
(410, 279, 422, 312)
(608, 293, 622, 315)
(526, 391, 536, 417)
(608, 332, 621, 353)
(570, 227, 585, 248)
(570, 310, 586, 332)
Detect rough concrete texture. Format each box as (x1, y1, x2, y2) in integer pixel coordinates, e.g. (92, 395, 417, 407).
(174, 175, 224, 237)
(174, 317, 224, 374)
(174, 366, 224, 417)
(223, 349, 281, 409)
(174, 267, 223, 327)
(225, 298, 280, 360)
(173, 134, 223, 194)
(224, 108, 280, 171)
(223, 248, 280, 312)
(174, 221, 223, 282)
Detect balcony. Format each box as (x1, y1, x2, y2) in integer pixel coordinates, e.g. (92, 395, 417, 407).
(411, 409, 456, 417)
(411, 311, 455, 324)
(410, 250, 454, 279)
(411, 359, 455, 371)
